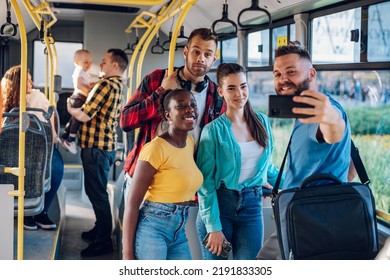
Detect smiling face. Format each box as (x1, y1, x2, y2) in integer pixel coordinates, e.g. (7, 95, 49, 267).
(218, 72, 248, 111)
(273, 53, 314, 96)
(165, 90, 198, 132)
(183, 35, 217, 80)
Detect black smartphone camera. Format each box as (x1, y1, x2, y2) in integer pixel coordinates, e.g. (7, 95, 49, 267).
(202, 233, 232, 259)
(268, 95, 313, 118)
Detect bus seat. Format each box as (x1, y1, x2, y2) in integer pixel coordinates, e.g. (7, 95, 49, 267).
(7, 107, 54, 193)
(0, 113, 48, 216)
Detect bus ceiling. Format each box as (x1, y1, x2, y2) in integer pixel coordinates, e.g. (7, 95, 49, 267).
(0, 0, 349, 40)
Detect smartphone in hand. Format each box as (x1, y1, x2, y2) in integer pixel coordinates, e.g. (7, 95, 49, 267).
(202, 233, 232, 259)
(268, 95, 314, 118)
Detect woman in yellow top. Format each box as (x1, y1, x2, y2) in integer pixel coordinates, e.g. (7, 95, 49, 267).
(122, 88, 203, 260)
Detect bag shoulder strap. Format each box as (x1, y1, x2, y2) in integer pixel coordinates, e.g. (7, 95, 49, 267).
(271, 135, 292, 197)
(351, 140, 370, 185)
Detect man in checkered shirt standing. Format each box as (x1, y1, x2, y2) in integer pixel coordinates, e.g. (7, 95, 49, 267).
(67, 48, 128, 257)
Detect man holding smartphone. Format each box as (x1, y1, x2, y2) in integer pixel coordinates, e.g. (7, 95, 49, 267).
(258, 45, 352, 259)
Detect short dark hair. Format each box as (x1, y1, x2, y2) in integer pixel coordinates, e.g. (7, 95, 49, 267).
(107, 48, 129, 72)
(159, 88, 194, 120)
(187, 28, 218, 47)
(275, 45, 312, 63)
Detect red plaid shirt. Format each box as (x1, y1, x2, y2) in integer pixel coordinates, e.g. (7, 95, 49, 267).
(120, 68, 226, 176)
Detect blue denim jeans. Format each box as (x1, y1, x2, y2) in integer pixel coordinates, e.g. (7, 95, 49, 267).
(135, 200, 192, 260)
(196, 185, 264, 260)
(43, 147, 64, 213)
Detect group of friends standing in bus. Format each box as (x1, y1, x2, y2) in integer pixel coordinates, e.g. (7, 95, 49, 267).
(119, 27, 351, 260)
(0, 26, 351, 260)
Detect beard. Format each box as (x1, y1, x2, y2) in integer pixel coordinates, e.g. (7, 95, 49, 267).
(276, 77, 310, 95)
(185, 59, 209, 78)
(294, 77, 310, 95)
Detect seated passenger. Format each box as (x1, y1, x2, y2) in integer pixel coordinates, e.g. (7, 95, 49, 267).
(122, 89, 203, 260)
(1, 65, 64, 230)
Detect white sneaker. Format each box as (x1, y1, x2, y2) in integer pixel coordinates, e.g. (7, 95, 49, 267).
(63, 140, 77, 155)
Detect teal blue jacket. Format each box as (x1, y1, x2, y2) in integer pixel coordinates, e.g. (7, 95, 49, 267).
(196, 113, 280, 232)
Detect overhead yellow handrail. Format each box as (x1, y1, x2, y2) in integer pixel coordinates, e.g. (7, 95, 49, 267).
(125, 11, 157, 32)
(9, 0, 27, 261)
(82, 0, 166, 5)
(126, 11, 158, 98)
(22, 0, 57, 30)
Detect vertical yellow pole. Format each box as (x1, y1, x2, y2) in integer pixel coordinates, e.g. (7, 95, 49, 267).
(10, 0, 27, 260)
(168, 0, 198, 75)
(136, 0, 181, 86)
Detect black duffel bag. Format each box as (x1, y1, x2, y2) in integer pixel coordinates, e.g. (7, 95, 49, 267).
(273, 173, 378, 260)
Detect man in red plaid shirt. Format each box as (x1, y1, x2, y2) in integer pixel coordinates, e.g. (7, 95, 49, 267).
(120, 28, 226, 187)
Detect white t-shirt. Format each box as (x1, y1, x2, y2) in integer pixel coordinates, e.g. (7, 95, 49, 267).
(72, 67, 91, 96)
(189, 82, 207, 147)
(237, 140, 264, 184)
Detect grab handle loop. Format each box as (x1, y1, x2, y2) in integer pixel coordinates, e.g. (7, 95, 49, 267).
(237, 0, 271, 29)
(151, 34, 164, 54)
(211, 1, 237, 37)
(1, 0, 17, 37)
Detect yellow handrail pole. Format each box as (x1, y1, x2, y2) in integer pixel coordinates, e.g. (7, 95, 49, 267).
(126, 13, 157, 98)
(9, 0, 27, 260)
(168, 0, 197, 75)
(43, 36, 54, 104)
(82, 0, 166, 5)
(45, 50, 49, 97)
(136, 0, 181, 86)
(49, 43, 58, 106)
(23, 0, 58, 105)
(377, 209, 390, 224)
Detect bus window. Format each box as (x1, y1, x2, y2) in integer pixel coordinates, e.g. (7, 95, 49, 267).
(221, 37, 238, 63)
(367, 1, 390, 62)
(311, 8, 362, 64)
(247, 29, 270, 67)
(33, 41, 83, 89)
(211, 41, 222, 69)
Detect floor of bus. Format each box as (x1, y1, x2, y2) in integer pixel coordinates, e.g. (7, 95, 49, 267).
(16, 186, 119, 260)
(58, 189, 119, 260)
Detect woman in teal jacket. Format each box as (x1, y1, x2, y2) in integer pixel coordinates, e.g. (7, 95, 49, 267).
(196, 63, 279, 260)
